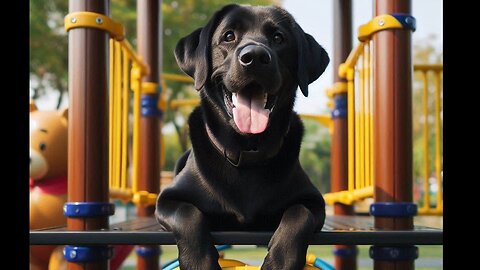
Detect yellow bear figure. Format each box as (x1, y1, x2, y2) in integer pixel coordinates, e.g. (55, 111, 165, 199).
(30, 101, 68, 270)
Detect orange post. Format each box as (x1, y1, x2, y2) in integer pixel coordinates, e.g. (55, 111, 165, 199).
(136, 0, 162, 269)
(370, 0, 418, 269)
(65, 0, 112, 269)
(331, 1, 357, 270)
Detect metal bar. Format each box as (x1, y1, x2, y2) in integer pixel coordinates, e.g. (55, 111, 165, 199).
(30, 230, 443, 246)
(114, 40, 122, 189)
(132, 65, 141, 194)
(121, 50, 129, 189)
(434, 71, 443, 212)
(422, 71, 430, 211)
(369, 41, 374, 188)
(162, 73, 194, 83)
(359, 60, 365, 189)
(339, 43, 365, 77)
(413, 64, 443, 72)
(354, 73, 360, 190)
(347, 68, 355, 192)
(120, 40, 149, 75)
(364, 43, 371, 188)
(109, 39, 114, 189)
(169, 98, 200, 109)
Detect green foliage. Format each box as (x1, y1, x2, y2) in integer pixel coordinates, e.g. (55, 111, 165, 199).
(30, 0, 274, 107)
(299, 120, 331, 193)
(163, 130, 184, 171)
(30, 0, 68, 108)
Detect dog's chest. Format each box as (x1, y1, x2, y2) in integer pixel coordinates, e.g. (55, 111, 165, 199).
(207, 171, 289, 229)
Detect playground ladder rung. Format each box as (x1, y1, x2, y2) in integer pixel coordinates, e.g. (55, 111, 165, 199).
(30, 216, 442, 246)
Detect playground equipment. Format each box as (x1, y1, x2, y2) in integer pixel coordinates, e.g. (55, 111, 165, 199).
(322, 35, 443, 214)
(29, 0, 443, 270)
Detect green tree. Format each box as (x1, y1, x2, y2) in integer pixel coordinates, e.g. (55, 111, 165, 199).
(299, 120, 332, 193)
(30, 0, 274, 107)
(30, 0, 68, 109)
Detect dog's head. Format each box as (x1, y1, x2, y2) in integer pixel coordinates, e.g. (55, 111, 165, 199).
(175, 4, 329, 135)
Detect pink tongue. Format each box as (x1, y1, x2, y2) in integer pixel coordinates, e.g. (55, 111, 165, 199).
(232, 91, 270, 134)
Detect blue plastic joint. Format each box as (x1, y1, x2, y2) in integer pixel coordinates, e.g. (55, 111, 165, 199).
(370, 202, 417, 217)
(63, 246, 113, 262)
(63, 202, 115, 218)
(331, 94, 347, 119)
(392, 14, 416, 32)
(333, 246, 358, 257)
(369, 246, 418, 261)
(135, 246, 161, 257)
(141, 94, 163, 117)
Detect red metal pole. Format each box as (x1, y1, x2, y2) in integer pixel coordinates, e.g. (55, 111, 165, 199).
(372, 0, 416, 269)
(66, 0, 111, 269)
(136, 1, 161, 269)
(331, 1, 357, 269)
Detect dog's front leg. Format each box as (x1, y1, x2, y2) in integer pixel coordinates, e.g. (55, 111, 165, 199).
(261, 204, 325, 270)
(155, 199, 221, 270)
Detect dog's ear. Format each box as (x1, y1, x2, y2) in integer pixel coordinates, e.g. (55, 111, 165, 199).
(294, 24, 330, 97)
(174, 4, 240, 90)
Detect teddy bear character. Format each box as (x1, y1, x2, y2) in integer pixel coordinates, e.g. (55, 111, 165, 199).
(30, 102, 68, 270)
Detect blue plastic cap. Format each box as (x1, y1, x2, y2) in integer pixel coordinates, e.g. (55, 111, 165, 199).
(63, 246, 113, 262)
(370, 246, 419, 261)
(64, 202, 115, 218)
(370, 202, 417, 217)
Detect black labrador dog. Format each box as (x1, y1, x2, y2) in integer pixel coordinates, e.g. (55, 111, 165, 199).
(156, 4, 329, 270)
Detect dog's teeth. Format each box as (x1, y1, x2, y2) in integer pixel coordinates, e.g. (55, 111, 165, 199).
(232, 92, 237, 106)
(263, 93, 268, 107)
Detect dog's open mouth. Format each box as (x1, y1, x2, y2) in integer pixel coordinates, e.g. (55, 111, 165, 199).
(223, 82, 277, 134)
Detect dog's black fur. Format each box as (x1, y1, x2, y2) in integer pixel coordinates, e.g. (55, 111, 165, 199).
(156, 4, 329, 270)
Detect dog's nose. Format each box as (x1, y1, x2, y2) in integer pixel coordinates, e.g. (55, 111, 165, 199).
(238, 45, 271, 67)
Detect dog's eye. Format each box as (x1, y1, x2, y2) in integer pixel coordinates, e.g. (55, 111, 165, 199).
(273, 32, 284, 44)
(223, 31, 236, 42)
(39, 143, 46, 151)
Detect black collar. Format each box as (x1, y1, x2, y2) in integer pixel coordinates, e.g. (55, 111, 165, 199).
(204, 123, 289, 168)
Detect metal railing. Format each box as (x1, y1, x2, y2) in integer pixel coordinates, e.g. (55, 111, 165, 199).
(323, 40, 374, 205)
(415, 64, 443, 215)
(108, 70, 197, 205)
(322, 15, 443, 215)
(106, 26, 153, 205)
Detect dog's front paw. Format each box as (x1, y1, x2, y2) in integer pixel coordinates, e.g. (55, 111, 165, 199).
(261, 248, 306, 270)
(178, 255, 222, 270)
(177, 244, 222, 270)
